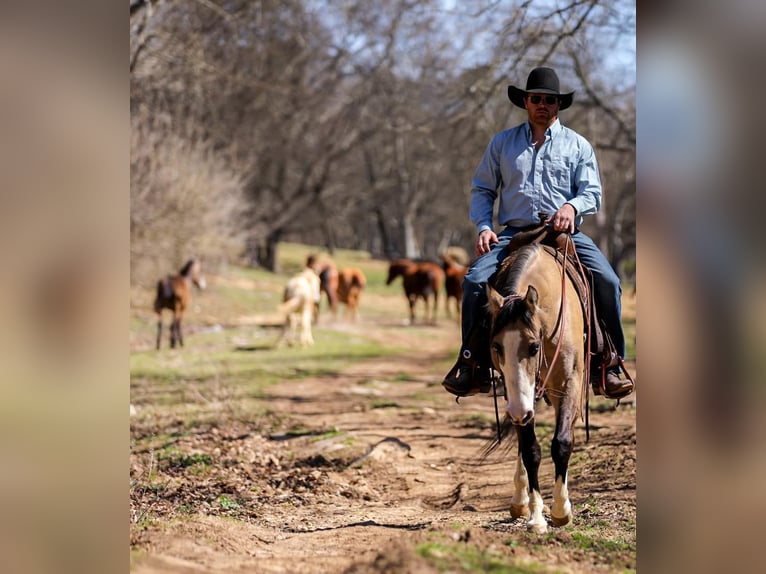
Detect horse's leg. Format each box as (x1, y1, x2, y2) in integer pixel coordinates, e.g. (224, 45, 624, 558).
(301, 305, 313, 346)
(510, 445, 531, 519)
(174, 308, 184, 348)
(156, 313, 163, 350)
(289, 312, 299, 346)
(550, 387, 579, 527)
(408, 295, 416, 324)
(517, 423, 547, 533)
(169, 316, 177, 348)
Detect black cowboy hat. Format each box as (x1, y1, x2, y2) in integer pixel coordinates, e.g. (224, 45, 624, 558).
(507, 67, 574, 110)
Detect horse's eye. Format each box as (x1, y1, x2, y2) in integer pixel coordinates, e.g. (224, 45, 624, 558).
(528, 342, 540, 356)
(492, 342, 503, 356)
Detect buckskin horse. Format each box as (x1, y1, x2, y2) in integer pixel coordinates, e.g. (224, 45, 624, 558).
(485, 242, 587, 533)
(154, 258, 206, 349)
(386, 259, 444, 324)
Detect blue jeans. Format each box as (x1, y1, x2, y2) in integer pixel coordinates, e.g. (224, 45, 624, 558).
(461, 227, 626, 360)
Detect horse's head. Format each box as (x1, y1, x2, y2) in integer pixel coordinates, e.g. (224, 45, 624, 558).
(486, 284, 542, 426)
(386, 259, 410, 285)
(181, 259, 206, 290)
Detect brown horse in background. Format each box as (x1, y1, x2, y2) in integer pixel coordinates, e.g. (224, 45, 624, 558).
(441, 253, 468, 322)
(386, 259, 444, 324)
(307, 254, 339, 321)
(154, 259, 206, 349)
(337, 268, 367, 321)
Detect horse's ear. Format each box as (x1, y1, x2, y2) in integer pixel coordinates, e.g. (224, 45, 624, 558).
(486, 285, 505, 316)
(524, 285, 538, 311)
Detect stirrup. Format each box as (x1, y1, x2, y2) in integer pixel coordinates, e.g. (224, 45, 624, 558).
(441, 351, 492, 398)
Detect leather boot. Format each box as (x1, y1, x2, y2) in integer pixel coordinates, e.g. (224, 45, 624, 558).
(442, 356, 493, 397)
(591, 368, 634, 399)
(442, 319, 493, 397)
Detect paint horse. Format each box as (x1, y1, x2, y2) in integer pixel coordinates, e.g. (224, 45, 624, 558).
(386, 259, 444, 324)
(154, 258, 206, 349)
(486, 243, 586, 533)
(336, 268, 367, 321)
(277, 266, 321, 347)
(441, 253, 468, 322)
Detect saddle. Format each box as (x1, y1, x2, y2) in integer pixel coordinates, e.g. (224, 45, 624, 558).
(506, 222, 614, 365)
(512, 226, 637, 401)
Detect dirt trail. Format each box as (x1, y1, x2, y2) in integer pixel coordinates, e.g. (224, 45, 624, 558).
(131, 321, 636, 573)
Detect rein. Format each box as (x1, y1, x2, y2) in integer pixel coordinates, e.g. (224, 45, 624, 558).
(529, 235, 595, 440)
(533, 235, 571, 402)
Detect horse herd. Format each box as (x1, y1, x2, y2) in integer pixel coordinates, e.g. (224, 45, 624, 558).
(150, 236, 613, 534)
(152, 252, 469, 351)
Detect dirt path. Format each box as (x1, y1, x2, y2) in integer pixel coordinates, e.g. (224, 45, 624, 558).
(131, 321, 636, 573)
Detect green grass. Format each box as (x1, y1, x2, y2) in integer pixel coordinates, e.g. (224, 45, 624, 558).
(130, 325, 405, 410)
(416, 540, 547, 573)
(370, 399, 399, 409)
(569, 527, 635, 554)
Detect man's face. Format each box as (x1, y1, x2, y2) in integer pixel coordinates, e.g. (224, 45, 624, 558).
(524, 93, 560, 126)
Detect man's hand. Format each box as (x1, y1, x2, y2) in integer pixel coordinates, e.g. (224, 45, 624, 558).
(476, 229, 498, 256)
(546, 204, 576, 233)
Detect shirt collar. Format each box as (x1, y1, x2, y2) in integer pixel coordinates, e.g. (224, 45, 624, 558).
(524, 118, 562, 140)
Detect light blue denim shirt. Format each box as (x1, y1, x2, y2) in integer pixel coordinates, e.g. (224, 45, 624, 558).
(470, 119, 602, 233)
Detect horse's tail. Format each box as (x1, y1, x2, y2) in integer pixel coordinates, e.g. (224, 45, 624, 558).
(423, 267, 443, 297)
(350, 269, 366, 289)
(319, 268, 338, 302)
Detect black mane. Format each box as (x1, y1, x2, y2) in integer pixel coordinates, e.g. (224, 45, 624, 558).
(489, 245, 539, 336)
(179, 259, 196, 277)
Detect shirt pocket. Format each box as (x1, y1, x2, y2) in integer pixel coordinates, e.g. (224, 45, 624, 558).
(544, 155, 572, 195)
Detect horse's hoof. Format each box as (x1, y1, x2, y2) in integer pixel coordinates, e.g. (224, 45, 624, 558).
(510, 503, 530, 519)
(527, 520, 548, 534)
(550, 513, 572, 527)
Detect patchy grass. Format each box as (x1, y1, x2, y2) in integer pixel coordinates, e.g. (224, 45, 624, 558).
(370, 399, 399, 409)
(416, 539, 547, 573)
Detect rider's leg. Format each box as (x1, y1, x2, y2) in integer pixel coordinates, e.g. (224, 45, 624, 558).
(571, 231, 633, 398)
(443, 233, 513, 396)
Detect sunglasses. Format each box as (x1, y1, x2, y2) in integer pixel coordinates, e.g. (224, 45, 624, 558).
(527, 94, 559, 105)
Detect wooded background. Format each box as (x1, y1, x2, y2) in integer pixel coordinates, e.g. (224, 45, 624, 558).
(130, 0, 635, 283)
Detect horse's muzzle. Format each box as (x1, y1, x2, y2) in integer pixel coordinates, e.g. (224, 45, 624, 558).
(509, 409, 534, 426)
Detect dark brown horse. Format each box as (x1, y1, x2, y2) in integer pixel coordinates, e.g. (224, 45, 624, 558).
(441, 253, 468, 322)
(386, 259, 444, 324)
(154, 259, 206, 349)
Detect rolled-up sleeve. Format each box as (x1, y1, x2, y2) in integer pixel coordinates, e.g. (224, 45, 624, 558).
(469, 138, 501, 233)
(566, 139, 601, 217)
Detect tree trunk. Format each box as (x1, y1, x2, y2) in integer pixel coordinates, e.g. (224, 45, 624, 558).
(246, 229, 282, 272)
(402, 212, 421, 260)
(374, 207, 396, 259)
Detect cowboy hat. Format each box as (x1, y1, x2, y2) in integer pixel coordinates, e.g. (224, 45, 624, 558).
(507, 67, 574, 110)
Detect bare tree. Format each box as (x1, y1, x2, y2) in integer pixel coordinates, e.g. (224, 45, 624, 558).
(130, 0, 635, 278)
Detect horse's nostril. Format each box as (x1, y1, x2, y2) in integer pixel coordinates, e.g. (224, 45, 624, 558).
(522, 410, 534, 425)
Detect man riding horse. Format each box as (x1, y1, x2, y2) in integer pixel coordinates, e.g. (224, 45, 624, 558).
(442, 67, 634, 400)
